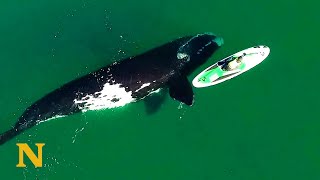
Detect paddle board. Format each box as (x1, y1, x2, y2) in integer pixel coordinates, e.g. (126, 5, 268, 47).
(192, 45, 270, 88)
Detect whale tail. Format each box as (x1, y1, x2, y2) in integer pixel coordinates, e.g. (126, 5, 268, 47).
(0, 128, 20, 146)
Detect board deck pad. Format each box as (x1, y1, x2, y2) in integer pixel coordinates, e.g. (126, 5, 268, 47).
(192, 45, 270, 88)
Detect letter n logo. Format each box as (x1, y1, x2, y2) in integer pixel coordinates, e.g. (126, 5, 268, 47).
(16, 143, 45, 168)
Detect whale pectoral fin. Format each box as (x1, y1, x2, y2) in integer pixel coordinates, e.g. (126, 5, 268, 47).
(168, 75, 194, 106)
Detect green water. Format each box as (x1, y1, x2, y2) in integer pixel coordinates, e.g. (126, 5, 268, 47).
(0, 0, 319, 179)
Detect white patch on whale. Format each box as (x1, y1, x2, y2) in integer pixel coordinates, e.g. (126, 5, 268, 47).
(135, 83, 151, 92)
(74, 83, 135, 112)
(151, 88, 161, 94)
(38, 115, 67, 124)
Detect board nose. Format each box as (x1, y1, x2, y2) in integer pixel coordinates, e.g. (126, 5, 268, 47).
(260, 46, 270, 57)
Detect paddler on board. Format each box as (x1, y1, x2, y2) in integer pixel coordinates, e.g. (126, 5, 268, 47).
(197, 53, 247, 83)
(219, 53, 246, 71)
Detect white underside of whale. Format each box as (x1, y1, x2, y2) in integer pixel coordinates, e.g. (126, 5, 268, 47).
(73, 82, 158, 112)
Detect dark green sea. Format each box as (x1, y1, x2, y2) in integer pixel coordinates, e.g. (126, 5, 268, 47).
(1, 0, 319, 179)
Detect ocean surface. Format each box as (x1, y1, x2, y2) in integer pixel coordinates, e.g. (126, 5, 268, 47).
(0, 0, 319, 179)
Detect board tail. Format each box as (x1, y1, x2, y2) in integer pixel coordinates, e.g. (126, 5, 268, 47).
(0, 128, 20, 146)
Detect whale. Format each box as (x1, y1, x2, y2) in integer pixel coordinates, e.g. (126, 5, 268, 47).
(0, 33, 223, 145)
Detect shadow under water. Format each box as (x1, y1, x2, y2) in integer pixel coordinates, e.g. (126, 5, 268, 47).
(144, 88, 168, 115)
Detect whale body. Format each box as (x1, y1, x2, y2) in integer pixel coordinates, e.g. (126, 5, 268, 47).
(0, 33, 223, 145)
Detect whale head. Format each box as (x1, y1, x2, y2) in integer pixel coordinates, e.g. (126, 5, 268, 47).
(176, 33, 223, 74)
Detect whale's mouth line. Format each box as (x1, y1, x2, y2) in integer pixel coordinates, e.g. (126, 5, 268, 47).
(176, 33, 223, 60)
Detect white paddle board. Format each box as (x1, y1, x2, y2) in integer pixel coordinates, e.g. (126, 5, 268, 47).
(192, 45, 270, 88)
